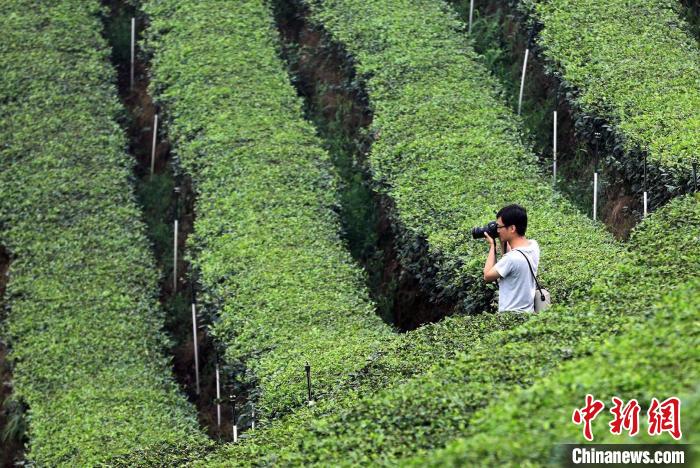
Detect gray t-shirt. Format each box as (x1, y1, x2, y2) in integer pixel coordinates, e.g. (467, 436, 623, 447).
(494, 239, 540, 312)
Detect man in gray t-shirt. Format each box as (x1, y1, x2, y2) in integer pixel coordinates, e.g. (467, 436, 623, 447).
(482, 204, 540, 312)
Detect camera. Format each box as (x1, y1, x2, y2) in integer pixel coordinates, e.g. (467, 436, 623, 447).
(472, 221, 499, 239)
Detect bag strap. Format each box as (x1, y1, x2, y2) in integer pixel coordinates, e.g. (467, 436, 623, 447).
(515, 249, 545, 301)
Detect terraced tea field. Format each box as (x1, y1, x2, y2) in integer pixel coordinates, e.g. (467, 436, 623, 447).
(0, 0, 697, 466)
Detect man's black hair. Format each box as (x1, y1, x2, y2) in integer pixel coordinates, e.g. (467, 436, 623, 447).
(497, 204, 527, 236)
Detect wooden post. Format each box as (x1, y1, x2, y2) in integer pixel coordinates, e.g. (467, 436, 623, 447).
(553, 110, 557, 185)
(150, 114, 158, 176)
(518, 49, 529, 115)
(192, 303, 200, 395)
(468, 0, 475, 35)
(593, 132, 600, 221)
(130, 18, 135, 90)
(305, 362, 313, 404)
(173, 220, 178, 293)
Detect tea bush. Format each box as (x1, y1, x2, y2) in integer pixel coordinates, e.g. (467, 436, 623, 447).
(518, 0, 700, 178)
(143, 0, 394, 421)
(297, 0, 620, 314)
(202, 195, 700, 466)
(0, 1, 207, 464)
(408, 274, 699, 466)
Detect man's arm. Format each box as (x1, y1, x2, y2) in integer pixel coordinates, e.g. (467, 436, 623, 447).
(483, 233, 502, 283)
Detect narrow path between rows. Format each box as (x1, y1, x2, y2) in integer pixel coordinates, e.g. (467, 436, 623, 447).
(101, 0, 240, 440)
(273, 0, 458, 331)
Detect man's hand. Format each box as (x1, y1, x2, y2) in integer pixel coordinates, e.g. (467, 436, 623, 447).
(483, 233, 501, 283)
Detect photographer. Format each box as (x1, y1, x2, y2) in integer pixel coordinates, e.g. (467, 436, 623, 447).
(481, 204, 540, 312)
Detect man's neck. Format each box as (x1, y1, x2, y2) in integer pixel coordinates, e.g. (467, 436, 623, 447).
(509, 236, 529, 249)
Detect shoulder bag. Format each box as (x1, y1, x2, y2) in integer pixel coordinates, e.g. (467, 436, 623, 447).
(514, 249, 551, 312)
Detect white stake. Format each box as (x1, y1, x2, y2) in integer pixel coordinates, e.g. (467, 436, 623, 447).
(518, 49, 529, 115)
(192, 303, 200, 395)
(230, 394, 238, 442)
(173, 220, 178, 293)
(593, 172, 598, 221)
(130, 18, 135, 90)
(468, 0, 475, 35)
(553, 110, 558, 184)
(150, 114, 158, 176)
(251, 404, 255, 430)
(643, 151, 648, 218)
(643, 191, 648, 217)
(215, 364, 221, 428)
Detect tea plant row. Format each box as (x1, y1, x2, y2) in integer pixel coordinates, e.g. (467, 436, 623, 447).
(299, 0, 619, 316)
(206, 193, 700, 466)
(409, 270, 700, 465)
(0, 1, 207, 465)
(518, 0, 700, 179)
(199, 0, 700, 462)
(143, 0, 394, 425)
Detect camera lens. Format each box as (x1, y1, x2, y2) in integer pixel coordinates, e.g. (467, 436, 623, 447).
(472, 222, 500, 239)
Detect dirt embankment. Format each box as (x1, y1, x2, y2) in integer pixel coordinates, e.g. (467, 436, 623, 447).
(274, 1, 456, 331)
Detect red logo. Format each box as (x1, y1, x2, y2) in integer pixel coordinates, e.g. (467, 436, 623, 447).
(572, 394, 605, 441)
(573, 395, 682, 441)
(648, 397, 682, 440)
(609, 397, 640, 436)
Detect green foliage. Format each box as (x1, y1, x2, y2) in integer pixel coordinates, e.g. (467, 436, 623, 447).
(297, 0, 620, 314)
(198, 311, 528, 466)
(1, 398, 26, 448)
(519, 0, 700, 177)
(143, 0, 394, 421)
(202, 196, 700, 466)
(0, 1, 207, 464)
(185, 0, 700, 461)
(308, 104, 385, 312)
(101, 2, 133, 67)
(450, 1, 602, 217)
(107, 440, 213, 467)
(448, 1, 694, 219)
(407, 275, 700, 466)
